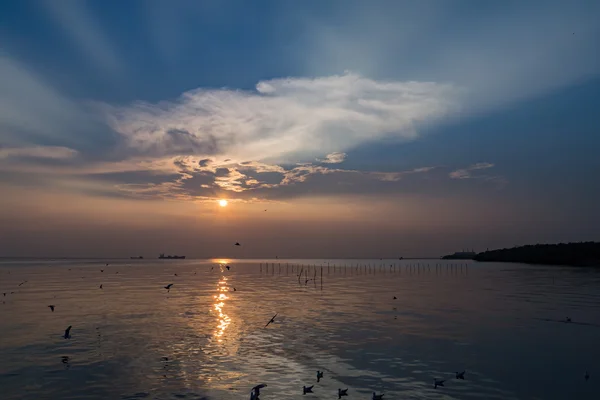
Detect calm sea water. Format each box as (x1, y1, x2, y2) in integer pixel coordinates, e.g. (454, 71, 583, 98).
(1, 258, 599, 400)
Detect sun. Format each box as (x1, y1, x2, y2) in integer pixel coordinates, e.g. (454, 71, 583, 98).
(219, 199, 228, 207)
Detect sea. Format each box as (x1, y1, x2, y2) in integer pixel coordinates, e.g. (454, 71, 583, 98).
(1, 258, 599, 400)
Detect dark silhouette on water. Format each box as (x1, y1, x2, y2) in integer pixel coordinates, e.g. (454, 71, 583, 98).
(372, 392, 384, 400)
(159, 253, 185, 259)
(48, 305, 55, 312)
(164, 284, 173, 292)
(474, 241, 600, 266)
(456, 370, 466, 379)
(302, 385, 314, 394)
(226, 265, 230, 270)
(585, 371, 590, 381)
(338, 388, 348, 399)
(434, 378, 445, 389)
(235, 242, 241, 246)
(99, 284, 103, 289)
(18, 280, 27, 286)
(63, 325, 72, 339)
(250, 383, 267, 399)
(316, 370, 323, 382)
(265, 313, 277, 328)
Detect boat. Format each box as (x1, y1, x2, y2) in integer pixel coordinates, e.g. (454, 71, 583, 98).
(158, 253, 186, 259)
(130, 256, 143, 259)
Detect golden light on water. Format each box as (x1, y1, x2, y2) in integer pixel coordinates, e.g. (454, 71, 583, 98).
(219, 199, 228, 207)
(213, 276, 231, 342)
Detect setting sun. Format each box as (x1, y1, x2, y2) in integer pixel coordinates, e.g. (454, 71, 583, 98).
(219, 199, 228, 207)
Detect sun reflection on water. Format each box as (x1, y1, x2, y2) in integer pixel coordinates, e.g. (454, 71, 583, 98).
(213, 277, 231, 342)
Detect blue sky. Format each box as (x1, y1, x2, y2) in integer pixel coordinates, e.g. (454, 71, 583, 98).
(0, 0, 599, 257)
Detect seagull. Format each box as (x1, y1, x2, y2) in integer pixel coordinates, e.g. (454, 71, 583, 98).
(565, 317, 572, 323)
(338, 388, 348, 399)
(101, 269, 104, 272)
(455, 370, 466, 379)
(265, 313, 277, 328)
(303, 385, 314, 394)
(372, 392, 384, 400)
(18, 280, 27, 286)
(251, 383, 267, 397)
(316, 370, 324, 382)
(264, 209, 267, 211)
(174, 273, 178, 276)
(99, 284, 103, 289)
(2, 293, 5, 297)
(164, 284, 173, 292)
(235, 242, 241, 246)
(434, 379, 446, 389)
(393, 296, 397, 300)
(48, 305, 55, 312)
(585, 371, 590, 381)
(226, 266, 230, 270)
(233, 287, 237, 291)
(64, 325, 72, 339)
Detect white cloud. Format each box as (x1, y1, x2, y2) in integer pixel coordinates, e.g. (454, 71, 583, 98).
(319, 152, 347, 164)
(449, 163, 495, 179)
(103, 72, 459, 163)
(0, 146, 78, 160)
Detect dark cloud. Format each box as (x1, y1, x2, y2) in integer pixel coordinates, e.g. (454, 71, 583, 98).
(214, 167, 230, 177)
(84, 171, 182, 185)
(199, 158, 213, 167)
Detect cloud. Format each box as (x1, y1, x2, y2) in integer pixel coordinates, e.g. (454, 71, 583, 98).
(0, 146, 78, 160)
(319, 152, 347, 164)
(449, 163, 494, 179)
(41, 0, 121, 72)
(103, 72, 459, 163)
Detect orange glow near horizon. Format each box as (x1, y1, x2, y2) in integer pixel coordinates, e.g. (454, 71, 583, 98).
(219, 199, 228, 207)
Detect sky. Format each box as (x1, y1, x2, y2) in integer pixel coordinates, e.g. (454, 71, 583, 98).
(1, 0, 599, 258)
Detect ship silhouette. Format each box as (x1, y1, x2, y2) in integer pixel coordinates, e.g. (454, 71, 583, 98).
(158, 253, 185, 259)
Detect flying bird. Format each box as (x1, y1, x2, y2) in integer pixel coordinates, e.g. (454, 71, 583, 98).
(235, 242, 241, 246)
(302, 385, 314, 394)
(434, 379, 446, 389)
(372, 392, 384, 400)
(316, 370, 323, 382)
(164, 284, 173, 292)
(456, 370, 466, 380)
(64, 325, 72, 339)
(48, 305, 55, 312)
(18, 280, 27, 286)
(338, 388, 348, 399)
(251, 383, 267, 398)
(265, 313, 277, 328)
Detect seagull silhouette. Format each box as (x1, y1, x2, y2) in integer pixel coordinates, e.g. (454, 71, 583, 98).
(251, 383, 267, 397)
(393, 296, 397, 300)
(316, 370, 324, 382)
(164, 284, 173, 292)
(265, 313, 277, 328)
(64, 325, 72, 339)
(101, 269, 104, 272)
(174, 274, 178, 276)
(18, 280, 27, 286)
(233, 287, 237, 291)
(338, 388, 348, 399)
(434, 379, 445, 389)
(235, 242, 241, 246)
(585, 371, 590, 381)
(48, 305, 55, 312)
(2, 293, 5, 297)
(99, 284, 103, 289)
(455, 370, 466, 379)
(372, 392, 384, 400)
(303, 385, 314, 394)
(565, 317, 572, 323)
(226, 266, 230, 270)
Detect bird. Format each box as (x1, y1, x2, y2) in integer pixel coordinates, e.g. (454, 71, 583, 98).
(48, 305, 55, 312)
(316, 370, 324, 382)
(265, 313, 277, 328)
(99, 284, 103, 289)
(226, 266, 230, 270)
(100, 269, 104, 272)
(235, 242, 241, 246)
(303, 385, 314, 394)
(434, 379, 446, 389)
(18, 280, 27, 286)
(565, 317, 572, 323)
(164, 284, 173, 292)
(372, 392, 384, 400)
(174, 273, 178, 276)
(264, 209, 267, 211)
(456, 370, 466, 379)
(338, 388, 348, 399)
(251, 384, 267, 397)
(393, 296, 397, 300)
(233, 288, 237, 291)
(63, 325, 72, 339)
(2, 293, 5, 297)
(585, 371, 590, 381)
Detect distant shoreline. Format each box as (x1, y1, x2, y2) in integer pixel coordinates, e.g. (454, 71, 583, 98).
(473, 242, 600, 267)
